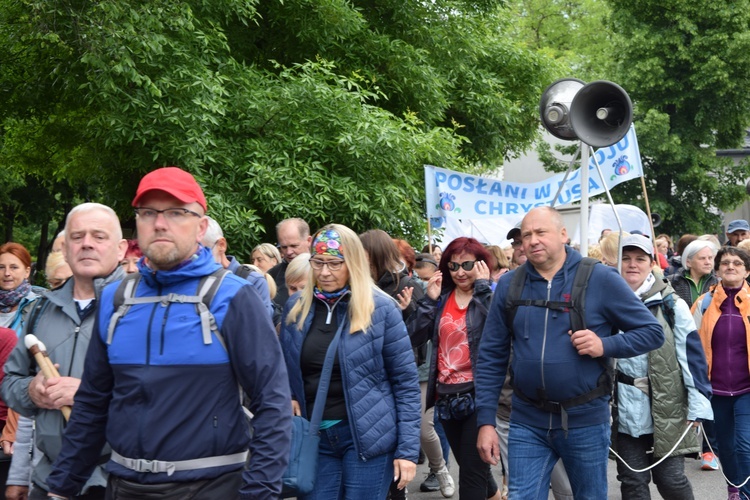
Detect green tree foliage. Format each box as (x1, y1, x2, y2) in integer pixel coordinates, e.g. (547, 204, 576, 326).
(506, 0, 612, 80)
(0, 0, 554, 258)
(606, 0, 750, 235)
(514, 0, 750, 236)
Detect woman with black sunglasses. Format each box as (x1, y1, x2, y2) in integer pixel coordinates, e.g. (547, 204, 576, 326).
(408, 237, 501, 500)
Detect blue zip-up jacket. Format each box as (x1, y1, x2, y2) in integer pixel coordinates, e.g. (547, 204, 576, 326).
(46, 248, 292, 499)
(475, 247, 664, 430)
(280, 289, 421, 463)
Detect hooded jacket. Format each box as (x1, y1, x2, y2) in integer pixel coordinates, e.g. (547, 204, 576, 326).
(475, 247, 664, 430)
(2, 266, 125, 493)
(280, 289, 421, 463)
(44, 248, 291, 499)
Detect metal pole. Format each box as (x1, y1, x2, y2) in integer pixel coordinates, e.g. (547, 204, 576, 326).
(590, 146, 624, 274)
(580, 144, 590, 256)
(551, 145, 581, 209)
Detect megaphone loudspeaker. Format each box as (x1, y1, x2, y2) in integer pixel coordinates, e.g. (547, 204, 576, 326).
(539, 78, 585, 141)
(651, 213, 662, 228)
(570, 81, 633, 148)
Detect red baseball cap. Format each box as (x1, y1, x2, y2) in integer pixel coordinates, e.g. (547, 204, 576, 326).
(132, 167, 207, 211)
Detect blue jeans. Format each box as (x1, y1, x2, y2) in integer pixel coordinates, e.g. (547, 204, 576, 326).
(300, 421, 394, 500)
(713, 393, 750, 498)
(508, 421, 610, 500)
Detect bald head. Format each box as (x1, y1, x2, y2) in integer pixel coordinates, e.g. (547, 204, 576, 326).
(521, 206, 568, 277)
(526, 206, 565, 230)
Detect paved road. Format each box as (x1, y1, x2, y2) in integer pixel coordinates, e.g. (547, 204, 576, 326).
(407, 453, 729, 499)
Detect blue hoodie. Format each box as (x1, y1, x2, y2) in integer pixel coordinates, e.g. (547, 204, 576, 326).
(475, 247, 664, 430)
(46, 247, 291, 499)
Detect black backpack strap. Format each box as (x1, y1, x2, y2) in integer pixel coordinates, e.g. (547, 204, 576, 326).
(505, 258, 599, 335)
(504, 265, 528, 337)
(25, 297, 50, 338)
(662, 292, 676, 331)
(647, 292, 676, 331)
(22, 297, 51, 373)
(514, 367, 613, 431)
(234, 264, 252, 280)
(568, 257, 599, 332)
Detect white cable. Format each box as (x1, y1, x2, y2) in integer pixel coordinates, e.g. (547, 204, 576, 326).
(698, 421, 750, 490)
(609, 421, 695, 473)
(611, 421, 750, 491)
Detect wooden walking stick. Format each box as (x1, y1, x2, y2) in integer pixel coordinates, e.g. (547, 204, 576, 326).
(24, 334, 71, 421)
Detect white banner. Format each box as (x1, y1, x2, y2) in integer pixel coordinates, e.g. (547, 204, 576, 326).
(425, 125, 643, 220)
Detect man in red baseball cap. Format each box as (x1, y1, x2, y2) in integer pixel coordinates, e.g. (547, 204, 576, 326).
(47, 166, 292, 500)
(131, 166, 208, 212)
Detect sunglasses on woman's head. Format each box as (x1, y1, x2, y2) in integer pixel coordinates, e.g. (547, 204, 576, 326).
(447, 260, 476, 272)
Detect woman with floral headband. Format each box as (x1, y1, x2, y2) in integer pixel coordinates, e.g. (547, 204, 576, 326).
(279, 224, 421, 499)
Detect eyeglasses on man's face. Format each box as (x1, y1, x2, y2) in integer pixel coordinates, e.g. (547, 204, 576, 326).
(134, 208, 202, 223)
(447, 260, 476, 272)
(309, 258, 346, 271)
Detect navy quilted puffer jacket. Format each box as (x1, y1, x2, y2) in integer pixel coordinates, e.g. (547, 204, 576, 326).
(280, 289, 421, 462)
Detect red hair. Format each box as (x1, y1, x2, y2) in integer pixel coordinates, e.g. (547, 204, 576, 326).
(392, 239, 416, 272)
(438, 237, 491, 292)
(125, 239, 143, 259)
(0, 242, 32, 269)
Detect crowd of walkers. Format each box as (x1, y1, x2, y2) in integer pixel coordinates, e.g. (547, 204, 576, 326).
(0, 166, 748, 499)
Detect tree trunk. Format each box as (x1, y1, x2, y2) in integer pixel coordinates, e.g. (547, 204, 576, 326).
(35, 216, 50, 285)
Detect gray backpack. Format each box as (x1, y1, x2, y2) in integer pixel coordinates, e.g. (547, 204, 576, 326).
(106, 268, 231, 348)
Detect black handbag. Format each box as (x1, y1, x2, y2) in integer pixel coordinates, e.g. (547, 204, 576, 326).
(435, 391, 476, 421)
(281, 319, 346, 498)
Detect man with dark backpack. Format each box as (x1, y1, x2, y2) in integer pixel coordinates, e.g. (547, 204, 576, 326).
(475, 207, 664, 499)
(44, 167, 291, 500)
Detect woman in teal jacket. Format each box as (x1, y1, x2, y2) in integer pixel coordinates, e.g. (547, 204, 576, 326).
(280, 224, 421, 500)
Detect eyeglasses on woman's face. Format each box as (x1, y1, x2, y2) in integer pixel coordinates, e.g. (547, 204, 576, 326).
(719, 259, 746, 268)
(309, 258, 346, 271)
(447, 260, 476, 272)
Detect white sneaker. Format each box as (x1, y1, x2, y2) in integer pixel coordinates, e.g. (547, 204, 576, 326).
(435, 466, 455, 498)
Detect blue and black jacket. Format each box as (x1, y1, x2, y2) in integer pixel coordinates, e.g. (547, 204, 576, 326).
(46, 247, 291, 499)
